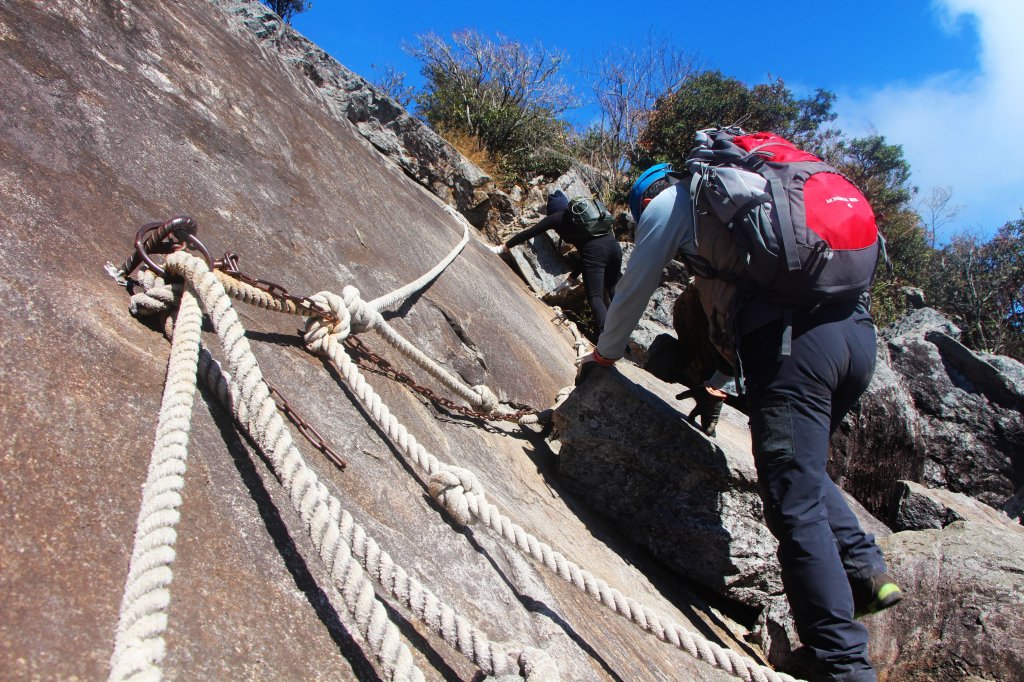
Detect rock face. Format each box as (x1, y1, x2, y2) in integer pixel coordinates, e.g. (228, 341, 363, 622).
(552, 363, 784, 610)
(214, 0, 497, 226)
(869, 522, 1024, 681)
(0, 1, 750, 680)
(889, 480, 1022, 532)
(830, 308, 1024, 519)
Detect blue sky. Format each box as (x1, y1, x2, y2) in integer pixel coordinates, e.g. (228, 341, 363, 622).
(291, 1, 1024, 241)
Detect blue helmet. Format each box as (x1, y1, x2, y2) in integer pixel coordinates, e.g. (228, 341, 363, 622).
(627, 163, 673, 222)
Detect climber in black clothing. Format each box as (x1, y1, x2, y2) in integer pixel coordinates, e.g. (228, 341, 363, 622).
(493, 189, 623, 336)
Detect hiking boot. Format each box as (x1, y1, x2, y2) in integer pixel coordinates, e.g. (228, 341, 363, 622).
(852, 573, 904, 618)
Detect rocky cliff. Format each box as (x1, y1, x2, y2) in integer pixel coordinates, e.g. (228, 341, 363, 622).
(3, 2, 1021, 681)
(0, 1, 773, 680)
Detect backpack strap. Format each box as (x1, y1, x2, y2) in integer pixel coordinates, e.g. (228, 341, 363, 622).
(878, 232, 894, 276)
(688, 170, 703, 233)
(741, 160, 801, 273)
(761, 168, 801, 272)
(726, 192, 773, 227)
(779, 309, 794, 359)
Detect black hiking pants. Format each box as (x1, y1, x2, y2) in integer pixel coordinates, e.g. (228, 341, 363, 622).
(741, 303, 889, 682)
(578, 233, 622, 336)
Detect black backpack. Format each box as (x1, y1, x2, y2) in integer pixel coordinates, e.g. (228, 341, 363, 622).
(567, 196, 614, 238)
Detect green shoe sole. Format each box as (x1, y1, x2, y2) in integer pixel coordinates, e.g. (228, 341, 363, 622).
(856, 582, 903, 618)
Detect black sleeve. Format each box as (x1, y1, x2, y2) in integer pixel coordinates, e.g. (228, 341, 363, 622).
(506, 211, 565, 248)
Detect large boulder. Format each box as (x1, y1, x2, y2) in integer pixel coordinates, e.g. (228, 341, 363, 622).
(552, 363, 1023, 680)
(867, 522, 1024, 681)
(552, 362, 783, 610)
(830, 308, 1024, 519)
(615, 246, 687, 364)
(889, 480, 1023, 532)
(0, 1, 760, 680)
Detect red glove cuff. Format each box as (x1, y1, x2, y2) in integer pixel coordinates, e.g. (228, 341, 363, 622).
(593, 349, 617, 367)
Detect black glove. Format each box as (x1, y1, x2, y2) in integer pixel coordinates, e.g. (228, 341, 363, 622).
(675, 386, 725, 437)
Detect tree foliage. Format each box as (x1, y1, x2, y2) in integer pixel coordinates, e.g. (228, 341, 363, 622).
(260, 0, 310, 24)
(575, 36, 700, 197)
(918, 186, 962, 249)
(371, 64, 415, 108)
(636, 70, 838, 168)
(407, 31, 577, 183)
(925, 219, 1024, 359)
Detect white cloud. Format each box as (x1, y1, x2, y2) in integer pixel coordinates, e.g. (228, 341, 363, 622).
(836, 0, 1024, 235)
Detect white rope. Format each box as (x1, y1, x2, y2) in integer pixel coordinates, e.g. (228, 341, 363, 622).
(109, 283, 204, 682)
(157, 253, 425, 682)
(551, 308, 589, 360)
(206, 233, 500, 414)
(307, 287, 499, 412)
(303, 296, 796, 682)
(517, 387, 573, 426)
(367, 206, 469, 312)
(119, 217, 791, 680)
(161, 253, 555, 680)
(428, 470, 791, 682)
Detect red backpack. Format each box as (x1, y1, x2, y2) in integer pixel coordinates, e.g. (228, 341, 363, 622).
(678, 127, 886, 361)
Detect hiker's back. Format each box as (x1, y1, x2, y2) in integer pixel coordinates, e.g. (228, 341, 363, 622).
(562, 196, 614, 243)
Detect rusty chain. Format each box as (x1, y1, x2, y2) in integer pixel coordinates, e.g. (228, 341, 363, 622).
(121, 217, 536, 470)
(265, 383, 347, 470)
(120, 219, 347, 470)
(343, 337, 536, 423)
(213, 252, 337, 323)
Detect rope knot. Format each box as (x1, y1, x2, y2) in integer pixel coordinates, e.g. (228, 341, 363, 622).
(518, 647, 560, 681)
(341, 285, 376, 334)
(427, 467, 484, 527)
(471, 384, 499, 413)
(128, 269, 182, 317)
(304, 291, 351, 352)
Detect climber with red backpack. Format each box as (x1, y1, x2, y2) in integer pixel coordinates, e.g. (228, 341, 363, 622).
(493, 188, 622, 336)
(577, 128, 903, 682)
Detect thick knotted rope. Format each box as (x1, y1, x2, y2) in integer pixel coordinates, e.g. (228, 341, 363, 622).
(155, 253, 425, 682)
(303, 287, 380, 352)
(305, 298, 795, 682)
(427, 467, 484, 527)
(128, 218, 499, 417)
(423, 470, 791, 682)
(157, 252, 554, 681)
(109, 285, 203, 682)
(128, 269, 181, 317)
(305, 285, 500, 413)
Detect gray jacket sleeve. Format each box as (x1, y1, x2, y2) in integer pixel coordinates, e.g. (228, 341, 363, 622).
(596, 183, 694, 360)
